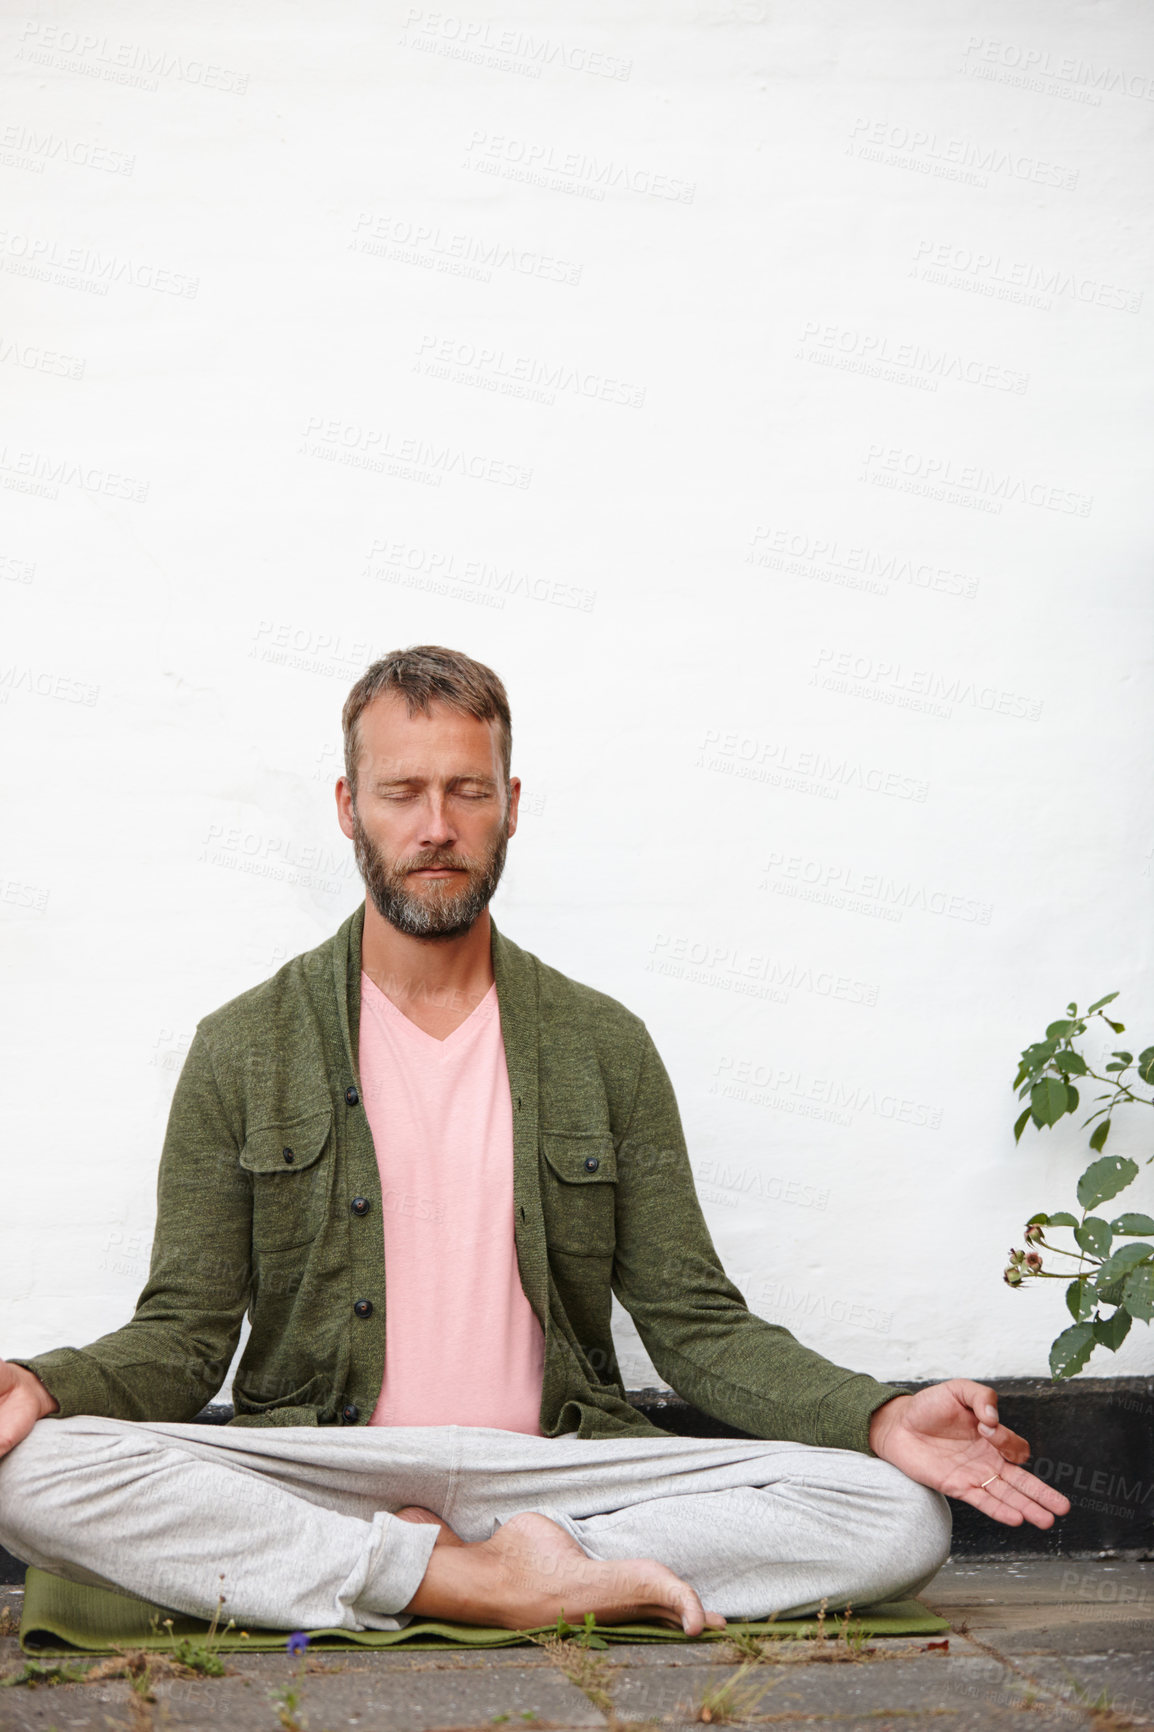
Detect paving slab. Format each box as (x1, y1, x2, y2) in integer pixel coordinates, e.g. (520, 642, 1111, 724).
(981, 1614, 1154, 1654)
(0, 1654, 608, 1731)
(644, 1717, 1087, 1732)
(1028, 1653, 1154, 1718)
(925, 1556, 1154, 1613)
(610, 1649, 1005, 1720)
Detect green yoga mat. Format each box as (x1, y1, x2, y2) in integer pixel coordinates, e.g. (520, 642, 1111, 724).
(18, 1566, 948, 1655)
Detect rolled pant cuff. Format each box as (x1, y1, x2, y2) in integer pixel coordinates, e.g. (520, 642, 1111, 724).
(355, 1511, 440, 1629)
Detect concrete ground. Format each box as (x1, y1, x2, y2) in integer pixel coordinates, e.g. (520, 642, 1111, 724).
(1, 1558, 1151, 1731)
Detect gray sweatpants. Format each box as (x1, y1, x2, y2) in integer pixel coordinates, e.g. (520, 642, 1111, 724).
(0, 1416, 951, 1633)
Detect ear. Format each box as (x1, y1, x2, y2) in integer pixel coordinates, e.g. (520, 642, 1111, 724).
(335, 776, 356, 840)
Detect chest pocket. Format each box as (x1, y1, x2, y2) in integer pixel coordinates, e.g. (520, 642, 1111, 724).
(240, 1107, 334, 1252)
(539, 1131, 617, 1258)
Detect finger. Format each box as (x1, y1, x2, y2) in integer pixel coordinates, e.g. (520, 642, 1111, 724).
(976, 1424, 1030, 1464)
(962, 1464, 1070, 1529)
(966, 1485, 1024, 1527)
(999, 1463, 1071, 1518)
(950, 1379, 1000, 1428)
(674, 1582, 710, 1636)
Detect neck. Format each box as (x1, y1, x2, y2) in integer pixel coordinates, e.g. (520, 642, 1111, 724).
(360, 899, 495, 1019)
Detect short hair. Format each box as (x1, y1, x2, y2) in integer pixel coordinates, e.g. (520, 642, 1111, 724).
(341, 645, 512, 805)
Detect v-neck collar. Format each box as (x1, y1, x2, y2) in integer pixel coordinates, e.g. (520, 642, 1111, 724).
(360, 969, 496, 1051)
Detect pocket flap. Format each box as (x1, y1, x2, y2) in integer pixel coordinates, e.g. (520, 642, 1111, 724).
(240, 1108, 333, 1175)
(540, 1132, 617, 1184)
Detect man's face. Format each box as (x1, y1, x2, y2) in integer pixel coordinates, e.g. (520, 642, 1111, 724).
(337, 693, 518, 941)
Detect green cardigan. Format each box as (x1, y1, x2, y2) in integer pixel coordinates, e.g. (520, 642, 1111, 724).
(18, 906, 901, 1449)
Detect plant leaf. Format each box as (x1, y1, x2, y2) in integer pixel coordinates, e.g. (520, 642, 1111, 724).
(1093, 1309, 1133, 1352)
(1122, 1263, 1154, 1322)
(1097, 1242, 1154, 1283)
(1013, 1107, 1032, 1144)
(1110, 1213, 1154, 1235)
(1066, 1279, 1094, 1322)
(1089, 1120, 1111, 1152)
(1088, 993, 1119, 1012)
(1075, 1217, 1112, 1258)
(1031, 1077, 1069, 1129)
(1096, 1278, 1126, 1306)
(1138, 1047, 1154, 1087)
(1045, 1020, 1077, 1040)
(1053, 1051, 1087, 1076)
(1049, 1321, 1095, 1379)
(1018, 1041, 1058, 1079)
(1103, 1018, 1126, 1033)
(1076, 1155, 1139, 1211)
(1034, 1211, 1078, 1229)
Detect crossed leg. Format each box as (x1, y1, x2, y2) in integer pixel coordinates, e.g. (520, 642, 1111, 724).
(0, 1416, 951, 1633)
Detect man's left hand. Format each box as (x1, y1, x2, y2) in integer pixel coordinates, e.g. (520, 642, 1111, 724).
(868, 1380, 1070, 1529)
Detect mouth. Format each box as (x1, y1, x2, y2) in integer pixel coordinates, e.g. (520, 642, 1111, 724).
(410, 868, 463, 878)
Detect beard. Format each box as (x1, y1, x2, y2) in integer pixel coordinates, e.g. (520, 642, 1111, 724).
(350, 801, 510, 941)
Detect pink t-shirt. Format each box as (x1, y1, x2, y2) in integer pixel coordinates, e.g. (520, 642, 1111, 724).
(359, 971, 545, 1433)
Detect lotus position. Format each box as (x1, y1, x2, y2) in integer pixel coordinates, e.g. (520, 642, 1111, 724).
(0, 646, 1068, 1636)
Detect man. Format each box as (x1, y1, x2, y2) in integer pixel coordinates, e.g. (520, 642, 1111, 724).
(0, 646, 1068, 1637)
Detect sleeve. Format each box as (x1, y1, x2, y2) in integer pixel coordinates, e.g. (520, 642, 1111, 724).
(11, 1025, 253, 1422)
(610, 1025, 904, 1454)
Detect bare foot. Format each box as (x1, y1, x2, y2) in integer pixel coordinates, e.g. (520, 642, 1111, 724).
(402, 1509, 725, 1636)
(394, 1506, 466, 1547)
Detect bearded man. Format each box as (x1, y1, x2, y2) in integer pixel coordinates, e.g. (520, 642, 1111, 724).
(0, 645, 1067, 1636)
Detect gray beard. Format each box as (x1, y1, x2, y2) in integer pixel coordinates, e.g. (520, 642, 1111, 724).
(350, 802, 509, 941)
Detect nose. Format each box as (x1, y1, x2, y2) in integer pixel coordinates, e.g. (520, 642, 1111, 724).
(415, 792, 457, 850)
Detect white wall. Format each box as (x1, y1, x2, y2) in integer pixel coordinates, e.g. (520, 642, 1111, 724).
(2, 0, 1152, 1392)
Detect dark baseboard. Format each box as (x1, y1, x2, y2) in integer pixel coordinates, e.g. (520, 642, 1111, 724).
(2, 1376, 1150, 1586)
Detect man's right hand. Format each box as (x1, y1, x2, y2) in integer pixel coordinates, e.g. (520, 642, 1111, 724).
(0, 1360, 58, 1459)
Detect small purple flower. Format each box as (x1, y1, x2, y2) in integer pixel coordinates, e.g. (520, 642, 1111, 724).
(287, 1632, 310, 1656)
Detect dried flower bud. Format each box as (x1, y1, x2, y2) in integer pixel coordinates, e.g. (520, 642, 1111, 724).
(1004, 1267, 1023, 1287)
(1024, 1223, 1044, 1243)
(1024, 1251, 1043, 1270)
(1008, 1248, 1026, 1266)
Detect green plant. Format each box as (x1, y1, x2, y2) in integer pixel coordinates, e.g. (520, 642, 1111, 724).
(835, 1605, 870, 1660)
(147, 1590, 235, 1678)
(544, 1609, 608, 1648)
(530, 1624, 617, 1716)
(1006, 993, 1154, 1377)
(167, 1635, 227, 1676)
(268, 1629, 312, 1731)
(693, 1662, 776, 1723)
(0, 1658, 91, 1688)
(723, 1628, 773, 1663)
(270, 1680, 305, 1731)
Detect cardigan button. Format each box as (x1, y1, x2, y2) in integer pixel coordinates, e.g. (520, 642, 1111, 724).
(282, 1147, 295, 1164)
(345, 1085, 360, 1106)
(342, 1403, 360, 1424)
(354, 1298, 373, 1319)
(350, 1196, 371, 1217)
(584, 1156, 600, 1172)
